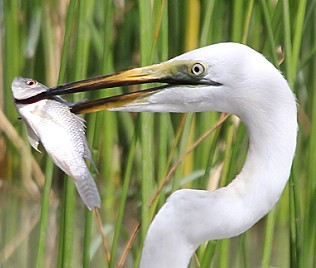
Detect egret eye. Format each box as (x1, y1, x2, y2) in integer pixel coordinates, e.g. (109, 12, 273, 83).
(26, 80, 37, 86)
(190, 62, 206, 77)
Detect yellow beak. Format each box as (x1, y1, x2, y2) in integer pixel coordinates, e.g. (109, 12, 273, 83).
(67, 62, 176, 114)
(70, 87, 163, 114)
(17, 60, 212, 113)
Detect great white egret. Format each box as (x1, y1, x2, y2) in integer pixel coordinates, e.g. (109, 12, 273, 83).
(21, 43, 297, 267)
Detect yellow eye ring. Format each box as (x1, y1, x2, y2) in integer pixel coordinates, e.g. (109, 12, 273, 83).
(190, 62, 206, 77)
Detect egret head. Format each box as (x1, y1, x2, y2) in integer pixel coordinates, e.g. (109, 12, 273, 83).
(93, 43, 291, 121)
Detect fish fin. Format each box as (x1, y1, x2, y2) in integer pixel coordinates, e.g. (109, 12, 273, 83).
(68, 99, 88, 107)
(71, 113, 99, 173)
(52, 96, 71, 106)
(72, 112, 86, 131)
(84, 142, 98, 173)
(74, 173, 101, 210)
(25, 123, 41, 152)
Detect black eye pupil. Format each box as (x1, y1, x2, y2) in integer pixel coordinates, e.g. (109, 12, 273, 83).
(27, 80, 35, 86)
(191, 63, 205, 76)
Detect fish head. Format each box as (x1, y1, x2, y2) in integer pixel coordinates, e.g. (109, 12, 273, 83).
(12, 77, 48, 100)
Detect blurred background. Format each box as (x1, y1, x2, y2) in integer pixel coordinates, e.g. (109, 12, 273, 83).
(0, 0, 315, 267)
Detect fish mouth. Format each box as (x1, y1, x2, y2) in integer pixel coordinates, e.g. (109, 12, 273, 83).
(14, 60, 220, 113)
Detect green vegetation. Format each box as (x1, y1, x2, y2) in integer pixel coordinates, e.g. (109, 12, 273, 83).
(0, 0, 315, 267)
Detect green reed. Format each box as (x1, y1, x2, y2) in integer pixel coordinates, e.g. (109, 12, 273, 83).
(0, 1, 315, 267)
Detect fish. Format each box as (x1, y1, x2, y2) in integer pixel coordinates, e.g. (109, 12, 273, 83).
(12, 76, 101, 210)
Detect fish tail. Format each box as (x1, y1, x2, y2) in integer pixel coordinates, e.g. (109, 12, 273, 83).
(74, 173, 101, 210)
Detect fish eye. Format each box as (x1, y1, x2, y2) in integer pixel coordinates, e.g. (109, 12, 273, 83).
(26, 80, 37, 86)
(190, 62, 206, 77)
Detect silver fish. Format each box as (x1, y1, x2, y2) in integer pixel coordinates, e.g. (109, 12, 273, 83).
(12, 76, 101, 210)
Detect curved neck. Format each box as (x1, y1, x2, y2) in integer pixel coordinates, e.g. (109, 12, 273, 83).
(140, 98, 297, 268)
(228, 104, 297, 219)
